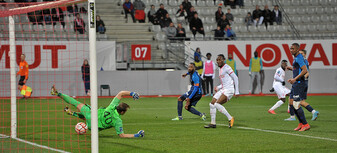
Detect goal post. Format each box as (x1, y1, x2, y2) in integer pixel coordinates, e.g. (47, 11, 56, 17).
(9, 15, 17, 139)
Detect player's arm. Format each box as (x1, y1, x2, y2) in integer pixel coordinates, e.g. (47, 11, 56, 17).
(228, 69, 239, 95)
(305, 71, 309, 79)
(288, 60, 307, 84)
(234, 61, 237, 74)
(286, 66, 293, 71)
(212, 61, 216, 79)
(116, 122, 144, 138)
(201, 62, 206, 78)
(274, 70, 284, 82)
(248, 59, 252, 75)
(115, 91, 139, 100)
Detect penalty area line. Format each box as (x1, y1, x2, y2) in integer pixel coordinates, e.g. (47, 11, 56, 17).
(0, 134, 70, 153)
(217, 124, 337, 142)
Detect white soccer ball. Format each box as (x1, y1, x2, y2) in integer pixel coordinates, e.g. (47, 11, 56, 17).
(75, 122, 88, 135)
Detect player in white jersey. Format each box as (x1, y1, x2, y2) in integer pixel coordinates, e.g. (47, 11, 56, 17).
(204, 54, 239, 128)
(268, 60, 291, 114)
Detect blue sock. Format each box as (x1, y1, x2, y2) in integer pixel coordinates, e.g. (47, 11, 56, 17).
(294, 108, 302, 123)
(188, 107, 202, 116)
(297, 107, 308, 124)
(177, 101, 183, 117)
(305, 105, 314, 112)
(130, 92, 134, 96)
(289, 105, 295, 116)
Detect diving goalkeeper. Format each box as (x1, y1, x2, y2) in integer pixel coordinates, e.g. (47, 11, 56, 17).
(51, 85, 144, 138)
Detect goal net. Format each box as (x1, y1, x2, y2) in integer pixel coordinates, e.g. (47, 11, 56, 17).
(0, 0, 94, 152)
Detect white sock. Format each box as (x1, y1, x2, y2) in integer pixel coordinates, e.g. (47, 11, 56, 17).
(290, 116, 295, 118)
(210, 103, 216, 125)
(312, 110, 316, 114)
(270, 100, 284, 111)
(214, 103, 232, 121)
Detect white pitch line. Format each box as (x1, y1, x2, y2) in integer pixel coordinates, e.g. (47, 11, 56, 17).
(217, 124, 337, 142)
(0, 133, 70, 153)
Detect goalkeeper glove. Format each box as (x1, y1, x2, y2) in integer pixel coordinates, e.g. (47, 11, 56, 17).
(134, 130, 144, 137)
(130, 92, 140, 100)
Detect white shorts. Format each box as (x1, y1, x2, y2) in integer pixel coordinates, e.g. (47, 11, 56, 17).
(213, 88, 235, 101)
(273, 83, 290, 99)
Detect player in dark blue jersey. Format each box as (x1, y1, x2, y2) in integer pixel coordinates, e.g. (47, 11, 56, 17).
(287, 43, 310, 131)
(285, 50, 319, 121)
(172, 63, 206, 121)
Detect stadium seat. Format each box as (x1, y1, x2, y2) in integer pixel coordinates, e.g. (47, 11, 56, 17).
(285, 8, 296, 15)
(305, 7, 315, 14)
(267, 25, 276, 32)
(100, 85, 111, 96)
(245, 0, 252, 6)
(319, 15, 330, 22)
(289, 16, 299, 23)
(330, 15, 337, 22)
(291, 0, 300, 6)
(248, 26, 258, 32)
(277, 25, 288, 32)
(206, 0, 215, 6)
(190, 0, 196, 6)
(319, 0, 329, 5)
(327, 24, 336, 31)
(151, 25, 161, 32)
(185, 26, 190, 32)
(199, 8, 206, 15)
(310, 0, 319, 5)
(324, 7, 335, 14)
(158, 0, 168, 5)
(296, 8, 306, 15)
(329, 0, 337, 5)
(209, 24, 215, 31)
(301, 16, 311, 23)
(45, 25, 53, 31)
(204, 8, 211, 15)
(235, 18, 244, 24)
(239, 26, 248, 33)
(232, 26, 239, 33)
(258, 26, 267, 32)
(310, 24, 318, 31)
(168, 0, 178, 6)
(297, 25, 308, 32)
(158, 42, 166, 50)
(317, 24, 327, 31)
(156, 33, 166, 41)
(167, 8, 173, 14)
(204, 25, 210, 32)
(197, 1, 206, 6)
(171, 16, 177, 24)
(315, 7, 324, 14)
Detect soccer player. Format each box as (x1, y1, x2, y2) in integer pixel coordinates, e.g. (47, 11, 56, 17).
(204, 54, 239, 128)
(17, 54, 29, 98)
(50, 85, 145, 138)
(172, 63, 206, 121)
(202, 53, 216, 96)
(285, 50, 319, 121)
(287, 43, 310, 131)
(268, 60, 291, 114)
(249, 51, 263, 94)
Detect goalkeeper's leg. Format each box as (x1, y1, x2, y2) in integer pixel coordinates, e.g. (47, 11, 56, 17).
(51, 85, 82, 108)
(64, 106, 85, 120)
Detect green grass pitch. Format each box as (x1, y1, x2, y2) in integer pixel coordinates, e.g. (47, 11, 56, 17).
(1, 95, 337, 153)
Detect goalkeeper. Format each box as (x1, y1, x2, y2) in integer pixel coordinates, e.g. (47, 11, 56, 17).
(51, 85, 144, 138)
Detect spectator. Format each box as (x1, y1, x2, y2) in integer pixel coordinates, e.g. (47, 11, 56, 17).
(160, 13, 172, 30)
(224, 25, 236, 40)
(43, 9, 52, 25)
(134, 0, 146, 23)
(156, 3, 168, 21)
(189, 13, 205, 39)
(228, 0, 236, 9)
(96, 15, 106, 34)
(215, 6, 224, 23)
(51, 7, 65, 30)
(81, 59, 90, 96)
(74, 13, 85, 34)
(166, 22, 177, 39)
(123, 0, 136, 23)
(28, 10, 43, 25)
(252, 5, 263, 26)
(245, 12, 254, 27)
(225, 8, 234, 24)
(194, 47, 201, 61)
(176, 23, 186, 39)
(67, 4, 78, 15)
(176, 4, 187, 24)
(213, 25, 224, 40)
(217, 15, 230, 30)
(237, 0, 244, 8)
(148, 5, 159, 24)
(182, 0, 192, 12)
(249, 51, 263, 94)
(262, 5, 273, 28)
(187, 6, 197, 23)
(273, 5, 282, 25)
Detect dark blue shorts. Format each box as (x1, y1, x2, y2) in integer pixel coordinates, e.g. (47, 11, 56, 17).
(303, 80, 308, 100)
(180, 91, 202, 106)
(289, 81, 307, 101)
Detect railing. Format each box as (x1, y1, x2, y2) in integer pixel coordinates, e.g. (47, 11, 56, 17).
(274, 0, 301, 39)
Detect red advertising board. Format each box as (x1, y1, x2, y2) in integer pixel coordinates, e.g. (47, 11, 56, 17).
(131, 44, 151, 61)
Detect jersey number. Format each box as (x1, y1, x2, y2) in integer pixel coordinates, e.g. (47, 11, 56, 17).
(104, 111, 112, 124)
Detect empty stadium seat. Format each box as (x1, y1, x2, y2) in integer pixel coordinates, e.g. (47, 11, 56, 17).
(319, 15, 330, 22)
(258, 26, 267, 32)
(206, 0, 215, 6)
(310, 15, 320, 22)
(327, 24, 336, 31)
(315, 7, 324, 14)
(239, 26, 248, 33)
(310, 0, 319, 5)
(299, 0, 310, 5)
(301, 16, 311, 23)
(319, 0, 329, 5)
(297, 25, 308, 32)
(305, 7, 315, 14)
(185, 26, 190, 32)
(330, 15, 337, 22)
(190, 0, 196, 6)
(197, 1, 206, 6)
(204, 25, 210, 32)
(156, 33, 166, 41)
(324, 7, 335, 14)
(235, 18, 244, 24)
(267, 25, 276, 32)
(168, 0, 178, 6)
(291, 0, 300, 6)
(248, 26, 258, 32)
(151, 25, 161, 32)
(285, 8, 296, 15)
(317, 24, 327, 31)
(329, 0, 337, 5)
(296, 8, 306, 15)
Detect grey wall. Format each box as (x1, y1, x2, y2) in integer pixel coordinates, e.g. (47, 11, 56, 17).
(1, 69, 337, 97)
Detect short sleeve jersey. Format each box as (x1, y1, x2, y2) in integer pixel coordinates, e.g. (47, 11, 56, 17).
(189, 71, 202, 95)
(218, 64, 235, 89)
(292, 53, 306, 82)
(97, 98, 124, 134)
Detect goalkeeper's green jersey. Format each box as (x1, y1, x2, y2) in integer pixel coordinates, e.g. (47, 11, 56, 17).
(97, 98, 124, 135)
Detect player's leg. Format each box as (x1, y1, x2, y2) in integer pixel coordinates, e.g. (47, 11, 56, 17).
(210, 77, 214, 96)
(214, 89, 235, 128)
(268, 84, 285, 114)
(204, 97, 218, 128)
(256, 72, 261, 94)
(285, 87, 296, 121)
(301, 84, 319, 120)
(51, 85, 83, 108)
(205, 76, 210, 96)
(292, 83, 310, 131)
(64, 106, 85, 120)
(185, 94, 205, 120)
(249, 72, 254, 94)
(172, 94, 186, 120)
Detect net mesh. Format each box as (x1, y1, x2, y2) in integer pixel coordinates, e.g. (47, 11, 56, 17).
(1, 1, 91, 152)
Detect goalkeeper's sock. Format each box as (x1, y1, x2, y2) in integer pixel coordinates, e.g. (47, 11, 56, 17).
(58, 93, 81, 107)
(73, 112, 85, 119)
(188, 107, 202, 116)
(210, 103, 216, 125)
(177, 100, 183, 116)
(214, 103, 232, 121)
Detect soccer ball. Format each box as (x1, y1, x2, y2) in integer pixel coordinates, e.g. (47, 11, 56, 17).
(75, 122, 87, 135)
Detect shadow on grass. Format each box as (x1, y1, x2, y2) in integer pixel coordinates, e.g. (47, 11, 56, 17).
(99, 138, 168, 153)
